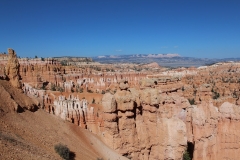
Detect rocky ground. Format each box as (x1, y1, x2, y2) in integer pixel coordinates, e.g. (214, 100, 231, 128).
(0, 109, 126, 160)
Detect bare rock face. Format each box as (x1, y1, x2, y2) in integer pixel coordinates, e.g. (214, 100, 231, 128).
(140, 78, 156, 88)
(5, 48, 21, 88)
(119, 80, 129, 90)
(195, 83, 213, 104)
(114, 90, 135, 111)
(53, 95, 89, 128)
(140, 88, 160, 106)
(102, 92, 117, 113)
(102, 74, 240, 159)
(186, 101, 240, 160)
(156, 118, 187, 160)
(219, 102, 240, 119)
(101, 87, 187, 160)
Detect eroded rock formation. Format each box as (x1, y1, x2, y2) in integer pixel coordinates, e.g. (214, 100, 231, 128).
(5, 48, 21, 88)
(100, 74, 240, 160)
(0, 49, 39, 113)
(101, 81, 187, 160)
(184, 101, 240, 160)
(2, 49, 240, 159)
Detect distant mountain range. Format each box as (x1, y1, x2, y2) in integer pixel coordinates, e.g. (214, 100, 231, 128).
(92, 54, 240, 67)
(96, 53, 180, 59)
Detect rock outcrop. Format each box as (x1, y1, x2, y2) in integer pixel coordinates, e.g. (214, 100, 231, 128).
(53, 95, 90, 128)
(101, 86, 187, 160)
(0, 49, 39, 112)
(186, 101, 240, 160)
(5, 48, 21, 88)
(101, 68, 240, 160)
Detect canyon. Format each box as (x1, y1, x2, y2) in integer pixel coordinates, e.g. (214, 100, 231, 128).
(1, 49, 240, 160)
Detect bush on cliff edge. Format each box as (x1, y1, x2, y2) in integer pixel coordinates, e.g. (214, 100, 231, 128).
(183, 150, 191, 160)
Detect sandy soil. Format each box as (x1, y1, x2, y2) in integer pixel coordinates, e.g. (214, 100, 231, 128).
(0, 110, 127, 160)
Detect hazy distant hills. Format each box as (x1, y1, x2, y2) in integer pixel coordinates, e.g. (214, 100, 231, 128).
(92, 54, 240, 67)
(96, 53, 180, 59)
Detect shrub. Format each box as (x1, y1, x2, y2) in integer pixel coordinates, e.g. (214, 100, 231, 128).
(58, 87, 64, 92)
(212, 89, 220, 99)
(233, 90, 238, 98)
(92, 98, 95, 104)
(183, 150, 191, 160)
(193, 90, 197, 96)
(188, 98, 195, 105)
(87, 89, 93, 93)
(79, 88, 83, 93)
(213, 92, 220, 99)
(61, 60, 68, 66)
(182, 86, 185, 91)
(51, 84, 56, 91)
(54, 143, 70, 160)
(41, 85, 46, 90)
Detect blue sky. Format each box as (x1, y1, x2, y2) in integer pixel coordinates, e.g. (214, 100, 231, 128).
(0, 0, 240, 58)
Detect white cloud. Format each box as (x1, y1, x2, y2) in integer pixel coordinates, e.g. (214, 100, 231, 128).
(174, 46, 179, 48)
(116, 49, 122, 52)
